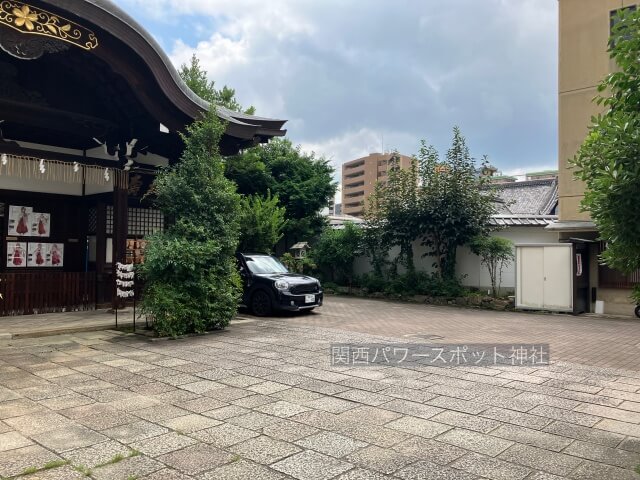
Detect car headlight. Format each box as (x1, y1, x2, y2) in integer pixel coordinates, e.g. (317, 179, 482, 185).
(275, 280, 290, 290)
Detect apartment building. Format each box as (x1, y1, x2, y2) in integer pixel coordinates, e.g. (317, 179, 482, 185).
(547, 0, 637, 314)
(341, 153, 413, 217)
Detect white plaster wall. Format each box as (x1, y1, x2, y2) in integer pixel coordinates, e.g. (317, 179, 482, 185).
(456, 227, 560, 293)
(354, 227, 560, 293)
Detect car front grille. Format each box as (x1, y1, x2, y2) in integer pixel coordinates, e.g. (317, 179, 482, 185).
(290, 284, 319, 295)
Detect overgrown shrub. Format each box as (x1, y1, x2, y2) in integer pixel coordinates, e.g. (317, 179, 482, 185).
(140, 111, 242, 337)
(357, 271, 466, 297)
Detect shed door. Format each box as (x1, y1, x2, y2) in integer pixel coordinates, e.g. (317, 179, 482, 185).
(542, 246, 572, 310)
(516, 244, 573, 312)
(517, 247, 544, 308)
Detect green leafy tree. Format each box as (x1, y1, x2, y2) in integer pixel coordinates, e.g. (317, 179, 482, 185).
(227, 138, 337, 246)
(572, 8, 640, 303)
(280, 252, 316, 275)
(140, 111, 242, 336)
(311, 222, 363, 285)
(179, 54, 256, 114)
(469, 236, 514, 297)
(238, 191, 287, 254)
(417, 128, 497, 280)
(366, 154, 420, 274)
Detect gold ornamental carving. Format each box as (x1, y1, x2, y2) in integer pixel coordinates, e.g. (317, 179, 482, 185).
(0, 1, 98, 51)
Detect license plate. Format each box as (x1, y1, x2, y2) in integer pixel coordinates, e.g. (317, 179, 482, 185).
(305, 294, 316, 304)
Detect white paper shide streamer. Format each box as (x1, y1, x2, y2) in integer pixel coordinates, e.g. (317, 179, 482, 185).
(116, 262, 135, 298)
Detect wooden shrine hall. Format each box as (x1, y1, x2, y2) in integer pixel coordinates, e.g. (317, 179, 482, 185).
(0, 0, 286, 315)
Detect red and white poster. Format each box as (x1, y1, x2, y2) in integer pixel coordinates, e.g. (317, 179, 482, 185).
(6, 242, 26, 268)
(8, 205, 32, 236)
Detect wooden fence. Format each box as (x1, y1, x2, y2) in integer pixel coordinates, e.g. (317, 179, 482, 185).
(0, 272, 96, 316)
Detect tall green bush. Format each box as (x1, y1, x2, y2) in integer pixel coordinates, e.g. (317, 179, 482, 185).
(311, 222, 363, 285)
(238, 191, 287, 254)
(140, 111, 242, 336)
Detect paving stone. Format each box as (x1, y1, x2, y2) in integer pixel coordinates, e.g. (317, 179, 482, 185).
(382, 399, 443, 419)
(303, 396, 358, 413)
(254, 400, 311, 418)
(430, 410, 502, 433)
(136, 405, 190, 422)
(227, 411, 281, 430)
(568, 459, 640, 480)
(102, 420, 169, 444)
(18, 464, 87, 479)
(345, 445, 415, 474)
(525, 473, 566, 480)
(378, 385, 438, 403)
(190, 422, 259, 447)
(271, 388, 323, 403)
(0, 430, 32, 451)
(76, 411, 138, 431)
(563, 440, 639, 469)
(426, 396, 487, 415)
(157, 443, 235, 475)
(204, 386, 254, 401)
(395, 460, 481, 480)
(140, 467, 195, 479)
(498, 443, 584, 476)
(130, 432, 197, 456)
(618, 436, 640, 453)
(296, 431, 367, 457)
(575, 403, 640, 423)
(272, 450, 353, 480)
(262, 418, 319, 442)
(335, 389, 393, 406)
(91, 454, 164, 480)
(436, 428, 513, 456)
(62, 440, 133, 468)
(543, 421, 624, 448)
(160, 413, 222, 433)
(0, 398, 45, 419)
(335, 468, 394, 480)
(289, 410, 344, 430)
(450, 452, 531, 480)
(5, 411, 74, 435)
(392, 437, 467, 464)
(481, 407, 552, 430)
(0, 445, 62, 478)
(230, 435, 302, 464)
(336, 405, 403, 426)
(386, 416, 451, 438)
(231, 393, 277, 408)
(203, 459, 285, 480)
(38, 393, 93, 411)
(489, 424, 573, 452)
(248, 381, 291, 395)
(298, 379, 351, 395)
(203, 404, 250, 420)
(594, 418, 640, 437)
(31, 424, 107, 452)
(338, 421, 411, 448)
(529, 404, 601, 427)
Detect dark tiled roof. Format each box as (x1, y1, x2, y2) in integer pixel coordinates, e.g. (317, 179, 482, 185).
(493, 179, 558, 216)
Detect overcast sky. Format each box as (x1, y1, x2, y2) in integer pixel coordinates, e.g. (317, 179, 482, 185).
(113, 0, 558, 178)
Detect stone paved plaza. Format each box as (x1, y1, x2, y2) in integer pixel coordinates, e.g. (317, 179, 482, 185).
(0, 297, 639, 479)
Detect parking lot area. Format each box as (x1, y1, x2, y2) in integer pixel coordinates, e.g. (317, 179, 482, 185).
(0, 297, 639, 479)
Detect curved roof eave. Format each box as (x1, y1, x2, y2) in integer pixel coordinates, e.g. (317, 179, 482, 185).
(42, 0, 287, 140)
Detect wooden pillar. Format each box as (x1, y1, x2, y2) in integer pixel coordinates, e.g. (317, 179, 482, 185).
(111, 171, 129, 310)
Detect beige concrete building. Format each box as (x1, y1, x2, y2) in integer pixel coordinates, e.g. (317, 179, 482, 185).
(549, 0, 637, 315)
(341, 153, 413, 217)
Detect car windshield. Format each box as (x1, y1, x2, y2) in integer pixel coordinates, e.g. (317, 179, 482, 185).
(245, 256, 289, 274)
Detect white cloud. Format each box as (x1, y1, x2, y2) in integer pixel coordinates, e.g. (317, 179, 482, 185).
(114, 0, 559, 174)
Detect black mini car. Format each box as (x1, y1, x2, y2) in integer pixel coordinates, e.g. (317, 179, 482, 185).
(236, 253, 323, 316)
